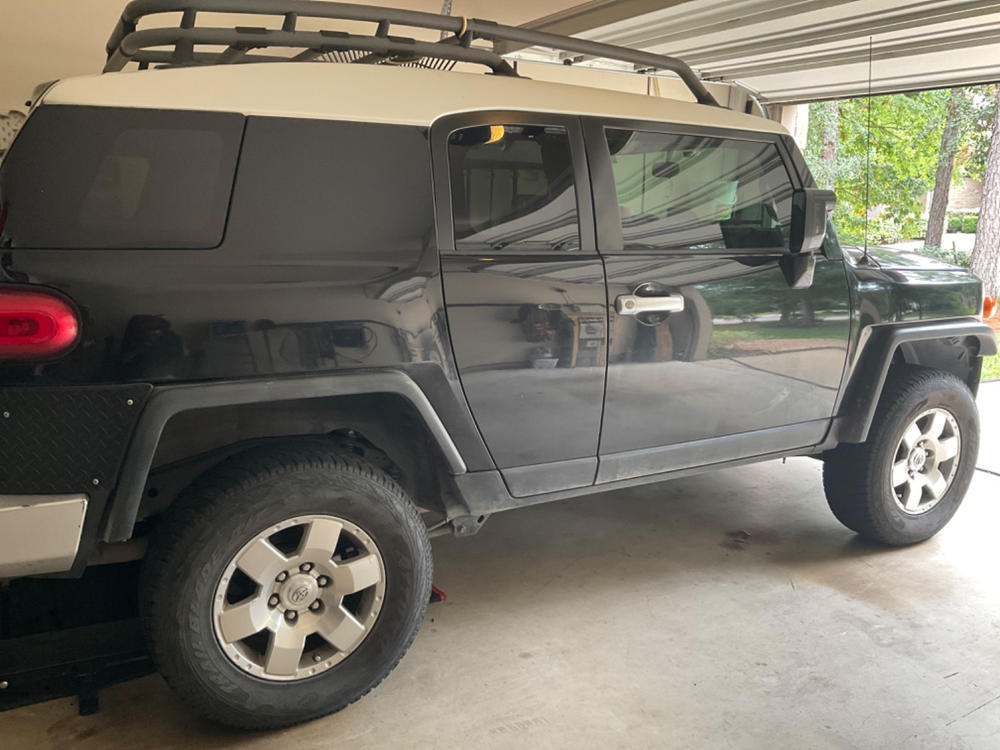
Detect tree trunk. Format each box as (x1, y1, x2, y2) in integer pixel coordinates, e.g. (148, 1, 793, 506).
(925, 88, 964, 249)
(819, 100, 839, 191)
(971, 87, 1000, 298)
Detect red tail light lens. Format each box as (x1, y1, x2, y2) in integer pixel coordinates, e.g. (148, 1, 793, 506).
(0, 288, 79, 359)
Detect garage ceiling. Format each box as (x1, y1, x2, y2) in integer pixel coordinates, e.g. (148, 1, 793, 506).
(508, 0, 1000, 103)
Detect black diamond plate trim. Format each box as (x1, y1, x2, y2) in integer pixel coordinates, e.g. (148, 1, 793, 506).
(0, 385, 152, 494)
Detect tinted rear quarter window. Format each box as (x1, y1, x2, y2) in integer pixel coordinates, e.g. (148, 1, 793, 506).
(221, 117, 434, 260)
(0, 106, 244, 248)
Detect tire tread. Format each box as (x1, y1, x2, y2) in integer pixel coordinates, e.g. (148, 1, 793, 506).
(824, 364, 978, 546)
(140, 441, 432, 730)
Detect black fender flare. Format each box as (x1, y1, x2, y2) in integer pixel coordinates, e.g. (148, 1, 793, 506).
(833, 318, 997, 444)
(102, 370, 467, 542)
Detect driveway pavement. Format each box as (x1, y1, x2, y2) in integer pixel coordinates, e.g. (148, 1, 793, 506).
(977, 379, 999, 475)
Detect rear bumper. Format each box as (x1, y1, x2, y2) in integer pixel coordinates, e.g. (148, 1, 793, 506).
(0, 494, 88, 578)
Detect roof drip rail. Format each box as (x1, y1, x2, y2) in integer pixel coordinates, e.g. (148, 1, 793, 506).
(104, 0, 719, 106)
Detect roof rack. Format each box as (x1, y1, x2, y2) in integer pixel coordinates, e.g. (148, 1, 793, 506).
(105, 1, 720, 106)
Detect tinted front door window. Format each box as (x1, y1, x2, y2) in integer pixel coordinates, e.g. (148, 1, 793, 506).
(605, 129, 793, 252)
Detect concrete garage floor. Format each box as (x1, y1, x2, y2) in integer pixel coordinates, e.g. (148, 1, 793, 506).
(4, 385, 1000, 749)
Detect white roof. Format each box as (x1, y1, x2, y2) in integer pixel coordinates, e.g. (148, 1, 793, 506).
(40, 62, 787, 135)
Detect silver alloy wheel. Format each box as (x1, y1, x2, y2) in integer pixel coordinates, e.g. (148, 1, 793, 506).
(890, 408, 962, 516)
(212, 514, 386, 681)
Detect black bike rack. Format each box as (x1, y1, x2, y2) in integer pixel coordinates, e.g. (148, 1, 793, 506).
(0, 563, 152, 715)
(0, 619, 153, 715)
(0, 564, 447, 715)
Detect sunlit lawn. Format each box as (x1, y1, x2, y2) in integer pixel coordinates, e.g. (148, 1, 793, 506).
(708, 323, 999, 382)
(984, 355, 1000, 382)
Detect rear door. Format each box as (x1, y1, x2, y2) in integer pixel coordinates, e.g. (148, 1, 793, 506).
(433, 113, 607, 497)
(584, 119, 851, 483)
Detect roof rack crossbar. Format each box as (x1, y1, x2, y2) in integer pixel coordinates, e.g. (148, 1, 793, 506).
(105, 0, 718, 106)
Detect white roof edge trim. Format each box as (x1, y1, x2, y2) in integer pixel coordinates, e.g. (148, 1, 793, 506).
(39, 63, 789, 136)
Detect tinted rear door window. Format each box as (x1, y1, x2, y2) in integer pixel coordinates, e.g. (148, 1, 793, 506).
(0, 106, 243, 249)
(447, 124, 579, 252)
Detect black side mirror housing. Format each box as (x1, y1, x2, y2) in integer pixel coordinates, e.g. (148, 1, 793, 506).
(790, 188, 836, 254)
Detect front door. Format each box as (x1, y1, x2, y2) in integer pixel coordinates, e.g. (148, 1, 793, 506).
(434, 113, 607, 497)
(584, 120, 852, 483)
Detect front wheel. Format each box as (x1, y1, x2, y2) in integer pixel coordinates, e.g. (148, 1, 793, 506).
(140, 442, 432, 729)
(823, 365, 979, 546)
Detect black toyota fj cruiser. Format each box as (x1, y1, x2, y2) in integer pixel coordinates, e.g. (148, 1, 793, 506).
(0, 0, 996, 730)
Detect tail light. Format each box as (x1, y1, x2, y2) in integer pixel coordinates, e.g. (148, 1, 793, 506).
(0, 287, 80, 359)
(984, 295, 997, 321)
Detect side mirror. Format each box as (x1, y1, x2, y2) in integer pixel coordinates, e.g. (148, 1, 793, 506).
(790, 188, 836, 254)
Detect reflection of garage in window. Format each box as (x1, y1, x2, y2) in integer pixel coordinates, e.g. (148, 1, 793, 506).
(449, 124, 579, 252)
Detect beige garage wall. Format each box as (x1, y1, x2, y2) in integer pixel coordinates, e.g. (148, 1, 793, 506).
(0, 1, 578, 112)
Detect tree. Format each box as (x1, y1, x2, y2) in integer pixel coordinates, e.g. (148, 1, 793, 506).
(971, 86, 1000, 298)
(806, 90, 951, 245)
(805, 100, 839, 190)
(925, 88, 964, 249)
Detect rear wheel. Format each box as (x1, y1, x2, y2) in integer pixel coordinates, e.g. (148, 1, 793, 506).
(823, 365, 979, 546)
(141, 442, 432, 729)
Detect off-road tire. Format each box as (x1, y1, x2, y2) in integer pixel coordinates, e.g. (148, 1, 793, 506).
(823, 365, 979, 546)
(140, 441, 432, 730)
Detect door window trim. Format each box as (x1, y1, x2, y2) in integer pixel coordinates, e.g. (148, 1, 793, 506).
(430, 111, 596, 256)
(582, 117, 806, 257)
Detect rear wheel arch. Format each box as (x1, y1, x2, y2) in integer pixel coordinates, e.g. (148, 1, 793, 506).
(102, 374, 472, 545)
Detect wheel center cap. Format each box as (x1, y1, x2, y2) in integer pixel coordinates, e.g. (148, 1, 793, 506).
(909, 448, 927, 471)
(279, 573, 318, 611)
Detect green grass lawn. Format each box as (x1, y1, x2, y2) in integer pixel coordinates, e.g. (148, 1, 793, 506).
(708, 323, 1000, 382)
(984, 355, 1000, 382)
(709, 323, 851, 349)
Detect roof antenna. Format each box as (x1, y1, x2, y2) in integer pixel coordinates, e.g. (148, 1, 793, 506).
(863, 35, 873, 264)
(440, 0, 453, 39)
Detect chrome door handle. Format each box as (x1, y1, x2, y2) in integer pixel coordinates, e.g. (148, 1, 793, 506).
(615, 293, 685, 315)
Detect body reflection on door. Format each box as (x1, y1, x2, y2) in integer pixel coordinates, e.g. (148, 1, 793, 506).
(602, 254, 851, 455)
(594, 125, 852, 473)
(442, 257, 606, 469)
(441, 119, 607, 496)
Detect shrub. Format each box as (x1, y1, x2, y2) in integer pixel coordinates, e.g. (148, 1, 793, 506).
(917, 245, 971, 268)
(961, 215, 979, 234)
(947, 214, 962, 233)
(867, 215, 905, 245)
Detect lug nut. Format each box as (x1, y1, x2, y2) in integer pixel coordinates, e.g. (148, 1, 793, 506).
(309, 600, 322, 612)
(300, 563, 313, 573)
(317, 576, 330, 587)
(285, 610, 297, 622)
(276, 571, 288, 583)
(268, 595, 280, 607)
